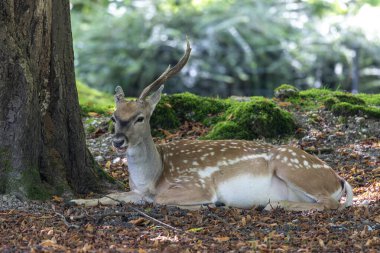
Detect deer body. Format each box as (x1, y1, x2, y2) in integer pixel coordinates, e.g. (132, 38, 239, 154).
(71, 40, 353, 210)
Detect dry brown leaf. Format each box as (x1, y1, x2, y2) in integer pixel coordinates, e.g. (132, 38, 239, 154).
(88, 112, 99, 117)
(214, 236, 230, 242)
(85, 223, 95, 233)
(130, 218, 146, 226)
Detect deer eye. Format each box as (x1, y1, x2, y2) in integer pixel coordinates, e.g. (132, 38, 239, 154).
(135, 116, 144, 124)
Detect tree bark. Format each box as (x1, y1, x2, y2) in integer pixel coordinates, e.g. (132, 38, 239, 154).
(0, 0, 110, 199)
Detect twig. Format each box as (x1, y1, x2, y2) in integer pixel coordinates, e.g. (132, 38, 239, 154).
(55, 212, 80, 229)
(95, 211, 130, 224)
(104, 195, 182, 232)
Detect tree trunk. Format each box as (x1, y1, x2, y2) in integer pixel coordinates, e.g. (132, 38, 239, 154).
(0, 0, 110, 199)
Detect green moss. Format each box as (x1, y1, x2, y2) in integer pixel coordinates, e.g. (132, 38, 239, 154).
(274, 84, 299, 92)
(274, 84, 299, 99)
(21, 167, 51, 200)
(77, 81, 114, 115)
(323, 97, 340, 110)
(167, 92, 228, 124)
(334, 94, 365, 105)
(0, 148, 11, 194)
(331, 102, 380, 118)
(151, 93, 229, 130)
(205, 98, 296, 140)
(151, 96, 181, 129)
(356, 93, 380, 106)
(299, 88, 334, 98)
(203, 121, 250, 140)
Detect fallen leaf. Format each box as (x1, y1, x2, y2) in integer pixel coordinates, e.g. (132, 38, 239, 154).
(129, 218, 146, 226)
(88, 112, 99, 117)
(214, 236, 230, 242)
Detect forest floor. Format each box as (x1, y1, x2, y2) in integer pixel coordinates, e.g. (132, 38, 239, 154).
(1, 102, 379, 252)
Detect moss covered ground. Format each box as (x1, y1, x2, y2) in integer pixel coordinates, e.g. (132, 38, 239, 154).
(78, 82, 380, 140)
(77, 81, 114, 115)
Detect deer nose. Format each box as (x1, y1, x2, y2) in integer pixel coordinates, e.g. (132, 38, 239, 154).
(113, 139, 125, 148)
(113, 134, 127, 148)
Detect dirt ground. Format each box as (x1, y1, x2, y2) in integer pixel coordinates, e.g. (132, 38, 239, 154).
(1, 107, 379, 252)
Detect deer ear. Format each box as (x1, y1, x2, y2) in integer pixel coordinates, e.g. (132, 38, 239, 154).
(147, 85, 164, 112)
(114, 86, 125, 104)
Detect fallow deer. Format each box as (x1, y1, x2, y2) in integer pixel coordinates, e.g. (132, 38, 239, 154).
(71, 39, 353, 211)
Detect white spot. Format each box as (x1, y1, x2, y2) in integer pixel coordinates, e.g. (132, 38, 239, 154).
(193, 161, 199, 166)
(183, 160, 188, 164)
(282, 157, 288, 163)
(276, 155, 281, 159)
(290, 158, 299, 164)
(198, 166, 219, 179)
(303, 161, 309, 166)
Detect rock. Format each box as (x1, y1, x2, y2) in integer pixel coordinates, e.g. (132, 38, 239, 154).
(95, 155, 105, 162)
(113, 157, 121, 164)
(274, 84, 299, 99)
(355, 116, 365, 125)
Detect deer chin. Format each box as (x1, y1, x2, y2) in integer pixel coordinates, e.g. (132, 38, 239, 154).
(113, 146, 128, 154)
(117, 147, 128, 154)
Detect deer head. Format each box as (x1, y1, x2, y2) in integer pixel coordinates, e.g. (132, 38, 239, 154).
(111, 39, 192, 152)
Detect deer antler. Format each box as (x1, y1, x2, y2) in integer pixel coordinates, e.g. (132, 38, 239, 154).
(138, 38, 192, 100)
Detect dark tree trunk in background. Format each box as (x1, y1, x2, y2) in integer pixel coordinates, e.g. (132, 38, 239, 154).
(0, 0, 109, 199)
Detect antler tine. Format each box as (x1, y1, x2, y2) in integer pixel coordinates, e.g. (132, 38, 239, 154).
(139, 38, 192, 100)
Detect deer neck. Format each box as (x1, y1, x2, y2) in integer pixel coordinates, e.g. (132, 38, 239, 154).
(126, 135, 163, 195)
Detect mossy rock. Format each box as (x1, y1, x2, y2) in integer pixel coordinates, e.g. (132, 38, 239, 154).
(274, 84, 299, 99)
(205, 98, 296, 140)
(323, 97, 340, 110)
(151, 93, 229, 130)
(331, 102, 380, 118)
(151, 96, 181, 129)
(204, 121, 251, 140)
(334, 94, 366, 106)
(166, 92, 228, 124)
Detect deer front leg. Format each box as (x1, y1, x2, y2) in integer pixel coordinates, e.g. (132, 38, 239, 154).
(70, 191, 147, 207)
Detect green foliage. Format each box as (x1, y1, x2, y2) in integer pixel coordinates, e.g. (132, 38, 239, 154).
(71, 0, 380, 97)
(205, 98, 296, 140)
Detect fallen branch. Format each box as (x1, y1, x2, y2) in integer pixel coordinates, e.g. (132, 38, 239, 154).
(55, 212, 80, 229)
(104, 195, 182, 232)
